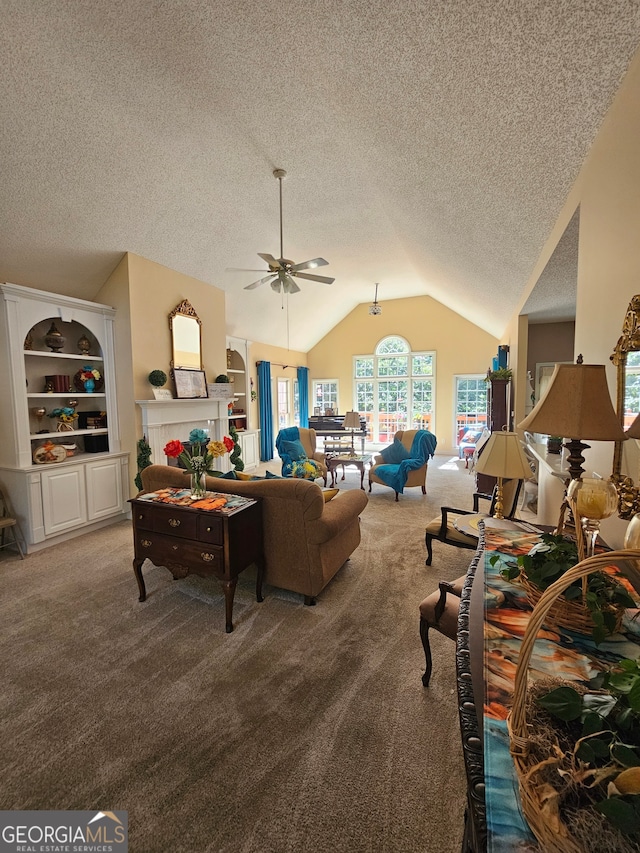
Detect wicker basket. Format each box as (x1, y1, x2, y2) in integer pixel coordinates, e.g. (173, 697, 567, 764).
(518, 569, 625, 636)
(507, 550, 640, 853)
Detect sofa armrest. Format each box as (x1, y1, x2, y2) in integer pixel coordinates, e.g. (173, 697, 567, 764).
(306, 489, 368, 543)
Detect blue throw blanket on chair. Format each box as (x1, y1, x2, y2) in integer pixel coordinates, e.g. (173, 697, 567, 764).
(374, 430, 437, 494)
(275, 426, 301, 477)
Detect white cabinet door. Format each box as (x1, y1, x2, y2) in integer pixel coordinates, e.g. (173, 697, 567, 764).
(85, 457, 124, 520)
(239, 431, 259, 471)
(41, 465, 87, 535)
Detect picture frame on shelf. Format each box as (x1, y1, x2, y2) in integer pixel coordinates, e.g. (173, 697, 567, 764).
(173, 368, 208, 399)
(313, 407, 321, 415)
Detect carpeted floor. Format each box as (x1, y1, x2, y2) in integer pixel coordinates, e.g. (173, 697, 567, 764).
(0, 453, 479, 853)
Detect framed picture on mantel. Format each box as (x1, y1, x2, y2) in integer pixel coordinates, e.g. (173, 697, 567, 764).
(173, 369, 208, 399)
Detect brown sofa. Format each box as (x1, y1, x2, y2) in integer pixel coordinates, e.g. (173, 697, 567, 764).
(139, 464, 369, 604)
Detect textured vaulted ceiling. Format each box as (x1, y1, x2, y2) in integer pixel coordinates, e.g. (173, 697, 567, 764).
(1, 1, 640, 352)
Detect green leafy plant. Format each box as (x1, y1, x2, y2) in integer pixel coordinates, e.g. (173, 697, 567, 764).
(134, 436, 152, 491)
(228, 423, 244, 472)
(148, 369, 167, 387)
(215, 374, 230, 383)
(484, 367, 512, 382)
(536, 658, 640, 839)
(498, 533, 635, 644)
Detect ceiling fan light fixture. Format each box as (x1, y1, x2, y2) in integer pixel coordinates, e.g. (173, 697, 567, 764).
(369, 283, 382, 316)
(241, 169, 333, 294)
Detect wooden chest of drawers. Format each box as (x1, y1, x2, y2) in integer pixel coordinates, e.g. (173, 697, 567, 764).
(130, 492, 264, 632)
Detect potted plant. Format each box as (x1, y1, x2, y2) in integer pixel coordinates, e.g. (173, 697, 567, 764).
(547, 435, 563, 454)
(148, 369, 169, 400)
(485, 367, 513, 382)
(148, 369, 167, 388)
(497, 533, 635, 644)
(519, 658, 640, 848)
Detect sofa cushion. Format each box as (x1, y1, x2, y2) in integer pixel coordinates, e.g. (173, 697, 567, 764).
(322, 488, 340, 502)
(217, 470, 238, 479)
(380, 437, 411, 465)
(281, 438, 307, 461)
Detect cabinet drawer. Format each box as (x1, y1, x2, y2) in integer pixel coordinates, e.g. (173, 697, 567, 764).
(134, 531, 223, 574)
(143, 504, 198, 539)
(197, 514, 223, 545)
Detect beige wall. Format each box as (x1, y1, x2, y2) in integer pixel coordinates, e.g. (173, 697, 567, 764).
(95, 252, 227, 493)
(505, 49, 640, 547)
(308, 295, 499, 452)
(527, 322, 575, 377)
(248, 341, 308, 446)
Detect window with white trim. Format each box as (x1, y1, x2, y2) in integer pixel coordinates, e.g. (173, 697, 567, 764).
(354, 336, 435, 443)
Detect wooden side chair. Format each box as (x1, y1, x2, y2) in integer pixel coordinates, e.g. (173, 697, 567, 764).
(419, 575, 466, 686)
(424, 479, 523, 566)
(0, 483, 26, 559)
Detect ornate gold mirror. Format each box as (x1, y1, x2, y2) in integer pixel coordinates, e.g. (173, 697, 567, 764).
(611, 294, 640, 518)
(169, 299, 202, 370)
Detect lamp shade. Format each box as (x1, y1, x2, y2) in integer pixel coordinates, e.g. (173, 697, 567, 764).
(518, 363, 626, 441)
(626, 412, 640, 440)
(474, 431, 532, 480)
(343, 411, 361, 430)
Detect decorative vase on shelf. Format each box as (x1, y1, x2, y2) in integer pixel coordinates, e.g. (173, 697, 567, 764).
(45, 322, 65, 352)
(190, 471, 207, 499)
(77, 334, 91, 355)
(83, 377, 95, 393)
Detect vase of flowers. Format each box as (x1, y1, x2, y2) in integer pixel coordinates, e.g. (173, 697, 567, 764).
(49, 406, 79, 432)
(79, 365, 101, 393)
(163, 429, 234, 499)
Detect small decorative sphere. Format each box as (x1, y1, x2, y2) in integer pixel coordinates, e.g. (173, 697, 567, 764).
(148, 370, 167, 387)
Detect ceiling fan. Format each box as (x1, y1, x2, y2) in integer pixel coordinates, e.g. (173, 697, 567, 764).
(234, 169, 334, 294)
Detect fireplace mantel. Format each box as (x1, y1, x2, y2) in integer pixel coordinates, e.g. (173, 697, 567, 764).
(136, 398, 232, 470)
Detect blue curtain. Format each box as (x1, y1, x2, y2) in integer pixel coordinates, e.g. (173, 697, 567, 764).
(258, 361, 273, 461)
(297, 366, 309, 427)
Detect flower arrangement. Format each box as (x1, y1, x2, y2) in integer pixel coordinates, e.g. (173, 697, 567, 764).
(49, 406, 78, 424)
(291, 459, 322, 480)
(163, 429, 234, 497)
(80, 366, 101, 382)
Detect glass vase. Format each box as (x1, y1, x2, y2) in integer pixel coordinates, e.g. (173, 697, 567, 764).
(190, 471, 207, 499)
(567, 477, 618, 558)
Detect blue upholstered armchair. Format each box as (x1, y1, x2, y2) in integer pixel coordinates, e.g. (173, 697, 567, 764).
(368, 429, 437, 501)
(275, 427, 328, 484)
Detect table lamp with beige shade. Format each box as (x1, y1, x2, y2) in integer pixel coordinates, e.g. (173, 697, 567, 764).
(518, 357, 626, 482)
(342, 411, 361, 457)
(473, 429, 533, 519)
(518, 357, 626, 554)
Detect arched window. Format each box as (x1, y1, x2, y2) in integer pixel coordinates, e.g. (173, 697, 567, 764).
(354, 337, 435, 443)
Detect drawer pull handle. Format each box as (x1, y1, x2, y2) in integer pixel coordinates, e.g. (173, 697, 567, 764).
(141, 539, 152, 548)
(201, 552, 216, 562)
(206, 526, 211, 532)
(138, 514, 145, 520)
(168, 518, 180, 527)
(172, 545, 179, 551)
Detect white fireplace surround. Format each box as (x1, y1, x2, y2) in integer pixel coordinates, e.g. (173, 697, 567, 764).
(136, 398, 233, 472)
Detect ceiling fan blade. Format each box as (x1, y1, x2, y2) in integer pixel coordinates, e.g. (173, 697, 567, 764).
(288, 257, 329, 273)
(258, 253, 283, 269)
(227, 267, 272, 273)
(294, 271, 335, 285)
(244, 274, 276, 290)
